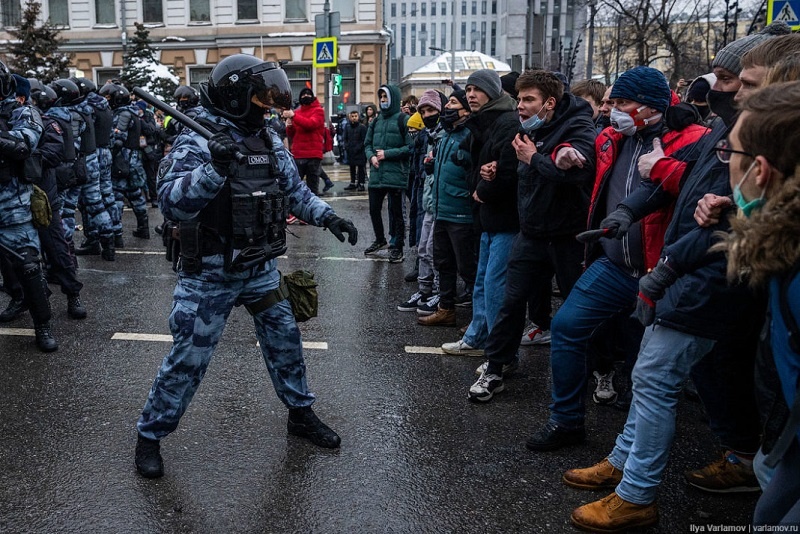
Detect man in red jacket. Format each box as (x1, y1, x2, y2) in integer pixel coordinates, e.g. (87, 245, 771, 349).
(285, 88, 325, 195)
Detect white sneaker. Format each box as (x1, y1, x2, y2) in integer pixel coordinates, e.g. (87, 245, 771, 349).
(441, 339, 484, 356)
(468, 372, 504, 402)
(592, 370, 618, 405)
(475, 359, 519, 376)
(520, 324, 551, 345)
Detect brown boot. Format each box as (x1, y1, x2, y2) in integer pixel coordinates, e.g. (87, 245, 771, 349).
(417, 307, 456, 326)
(563, 458, 623, 490)
(571, 492, 658, 533)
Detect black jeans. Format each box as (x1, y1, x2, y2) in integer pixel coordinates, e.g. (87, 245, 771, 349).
(349, 164, 366, 185)
(295, 158, 322, 195)
(368, 187, 405, 249)
(433, 220, 477, 309)
(486, 233, 584, 369)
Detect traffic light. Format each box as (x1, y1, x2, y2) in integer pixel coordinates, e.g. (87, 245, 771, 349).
(343, 91, 350, 103)
(332, 74, 343, 96)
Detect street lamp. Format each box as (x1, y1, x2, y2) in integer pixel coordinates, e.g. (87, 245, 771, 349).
(430, 46, 456, 84)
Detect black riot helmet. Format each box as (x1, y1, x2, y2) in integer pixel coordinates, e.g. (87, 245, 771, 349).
(173, 85, 200, 111)
(99, 83, 131, 109)
(27, 78, 44, 94)
(200, 54, 292, 122)
(70, 76, 97, 97)
(0, 61, 16, 99)
(50, 78, 82, 106)
(31, 85, 58, 112)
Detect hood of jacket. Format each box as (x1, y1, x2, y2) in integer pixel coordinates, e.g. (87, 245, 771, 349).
(531, 92, 593, 136)
(378, 84, 402, 116)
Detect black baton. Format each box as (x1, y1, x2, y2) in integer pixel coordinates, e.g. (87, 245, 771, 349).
(0, 241, 26, 262)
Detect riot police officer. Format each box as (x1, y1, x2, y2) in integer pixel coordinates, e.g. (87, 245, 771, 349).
(134, 54, 358, 479)
(0, 62, 57, 351)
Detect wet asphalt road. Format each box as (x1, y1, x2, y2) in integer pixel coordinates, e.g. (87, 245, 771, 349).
(0, 166, 760, 533)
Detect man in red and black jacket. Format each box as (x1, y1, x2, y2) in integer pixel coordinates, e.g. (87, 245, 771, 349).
(525, 66, 707, 453)
(285, 87, 324, 195)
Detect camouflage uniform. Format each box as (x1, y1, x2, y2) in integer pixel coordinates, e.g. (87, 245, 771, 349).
(137, 110, 337, 440)
(73, 99, 113, 243)
(48, 105, 85, 244)
(87, 93, 122, 237)
(111, 104, 148, 227)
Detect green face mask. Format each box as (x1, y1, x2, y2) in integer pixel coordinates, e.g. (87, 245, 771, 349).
(732, 161, 765, 218)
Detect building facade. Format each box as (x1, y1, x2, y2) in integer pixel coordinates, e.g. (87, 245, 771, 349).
(0, 0, 389, 113)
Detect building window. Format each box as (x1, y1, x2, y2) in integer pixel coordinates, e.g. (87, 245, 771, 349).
(431, 2, 436, 15)
(481, 0, 486, 14)
(471, 1, 476, 14)
(190, 0, 211, 22)
(411, 2, 416, 16)
(282, 64, 313, 102)
(411, 23, 416, 55)
(49, 0, 69, 26)
(421, 2, 426, 16)
(143, 0, 163, 23)
(332, 0, 354, 21)
(440, 22, 446, 49)
(1, 0, 20, 27)
(461, 1, 466, 15)
(481, 21, 486, 50)
(95, 0, 115, 25)
(441, 2, 445, 15)
(401, 3, 406, 16)
(491, 21, 496, 55)
(238, 0, 258, 20)
(401, 23, 406, 55)
(461, 21, 466, 49)
(391, 3, 396, 16)
(430, 23, 436, 54)
(285, 0, 306, 20)
(491, 0, 496, 14)
(391, 24, 397, 58)
(96, 69, 121, 86)
(189, 66, 212, 89)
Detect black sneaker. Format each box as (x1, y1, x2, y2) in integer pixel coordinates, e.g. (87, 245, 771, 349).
(454, 293, 473, 308)
(135, 435, 164, 478)
(416, 294, 440, 316)
(357, 185, 365, 192)
(525, 421, 586, 451)
(287, 407, 341, 448)
(398, 291, 431, 312)
(388, 248, 404, 263)
(67, 295, 87, 320)
(323, 181, 335, 193)
(344, 183, 358, 191)
(364, 240, 388, 255)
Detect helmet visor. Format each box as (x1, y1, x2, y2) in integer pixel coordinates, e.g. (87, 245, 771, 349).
(240, 62, 293, 110)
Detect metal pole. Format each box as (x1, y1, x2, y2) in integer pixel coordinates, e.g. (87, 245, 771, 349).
(120, 0, 127, 53)
(451, 0, 456, 83)
(324, 0, 331, 122)
(586, 0, 596, 80)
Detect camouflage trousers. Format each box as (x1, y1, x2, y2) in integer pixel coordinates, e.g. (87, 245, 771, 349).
(61, 154, 113, 242)
(98, 148, 122, 235)
(112, 149, 148, 220)
(0, 221, 40, 258)
(137, 256, 315, 441)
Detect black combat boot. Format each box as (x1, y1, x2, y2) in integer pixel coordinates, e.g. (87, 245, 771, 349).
(132, 212, 150, 239)
(68, 241, 78, 269)
(75, 239, 101, 256)
(34, 322, 58, 352)
(135, 435, 164, 478)
(0, 298, 27, 322)
(287, 406, 341, 448)
(67, 294, 87, 319)
(114, 232, 125, 249)
(100, 236, 115, 261)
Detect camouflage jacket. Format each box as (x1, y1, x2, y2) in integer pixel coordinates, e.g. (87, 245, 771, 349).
(0, 99, 43, 227)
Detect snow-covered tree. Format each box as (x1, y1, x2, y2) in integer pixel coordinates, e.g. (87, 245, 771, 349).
(120, 22, 179, 103)
(6, 0, 72, 83)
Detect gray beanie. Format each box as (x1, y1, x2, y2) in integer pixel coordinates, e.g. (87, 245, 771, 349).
(466, 69, 502, 100)
(712, 21, 791, 75)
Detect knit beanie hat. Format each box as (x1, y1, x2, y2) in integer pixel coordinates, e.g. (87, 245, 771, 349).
(712, 21, 791, 75)
(450, 89, 469, 110)
(12, 74, 29, 99)
(135, 100, 147, 111)
(609, 66, 671, 112)
(407, 111, 424, 130)
(686, 76, 712, 103)
(418, 89, 442, 112)
(500, 71, 520, 98)
(299, 87, 314, 98)
(466, 69, 502, 100)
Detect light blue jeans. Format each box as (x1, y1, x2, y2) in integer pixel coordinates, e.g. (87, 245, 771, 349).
(608, 325, 716, 505)
(462, 231, 516, 349)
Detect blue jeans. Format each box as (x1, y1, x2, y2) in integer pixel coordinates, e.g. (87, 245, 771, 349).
(608, 325, 716, 505)
(549, 256, 640, 427)
(462, 231, 516, 349)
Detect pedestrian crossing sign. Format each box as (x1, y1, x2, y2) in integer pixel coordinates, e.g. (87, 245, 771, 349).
(768, 0, 800, 31)
(313, 37, 338, 68)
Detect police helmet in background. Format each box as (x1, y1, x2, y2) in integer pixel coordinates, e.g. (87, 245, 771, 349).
(99, 83, 131, 109)
(174, 85, 200, 110)
(0, 61, 17, 99)
(201, 54, 292, 122)
(50, 79, 82, 106)
(27, 78, 43, 94)
(31, 85, 58, 112)
(70, 76, 98, 97)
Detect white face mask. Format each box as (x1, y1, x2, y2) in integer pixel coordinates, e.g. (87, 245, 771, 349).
(521, 104, 546, 132)
(610, 106, 662, 136)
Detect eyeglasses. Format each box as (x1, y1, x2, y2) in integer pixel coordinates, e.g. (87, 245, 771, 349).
(715, 139, 754, 164)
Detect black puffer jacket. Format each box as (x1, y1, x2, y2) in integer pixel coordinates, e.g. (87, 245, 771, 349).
(516, 93, 596, 239)
(464, 93, 520, 234)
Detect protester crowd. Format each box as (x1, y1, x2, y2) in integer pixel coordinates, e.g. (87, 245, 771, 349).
(1, 21, 799, 530)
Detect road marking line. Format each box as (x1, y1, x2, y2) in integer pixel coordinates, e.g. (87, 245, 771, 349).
(405, 345, 444, 355)
(111, 332, 328, 351)
(324, 195, 368, 201)
(321, 256, 388, 262)
(257, 341, 329, 350)
(0, 327, 34, 337)
(115, 251, 165, 255)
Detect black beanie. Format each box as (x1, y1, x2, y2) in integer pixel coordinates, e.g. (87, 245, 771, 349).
(450, 89, 469, 110)
(501, 71, 520, 98)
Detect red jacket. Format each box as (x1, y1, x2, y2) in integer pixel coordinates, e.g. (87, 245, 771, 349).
(588, 123, 707, 270)
(287, 99, 324, 159)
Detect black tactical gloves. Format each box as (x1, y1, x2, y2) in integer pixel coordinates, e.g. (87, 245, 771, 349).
(323, 214, 358, 245)
(208, 132, 237, 177)
(599, 205, 635, 239)
(635, 259, 679, 326)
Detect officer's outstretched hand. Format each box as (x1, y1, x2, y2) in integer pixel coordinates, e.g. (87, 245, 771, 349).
(324, 215, 358, 245)
(208, 132, 237, 177)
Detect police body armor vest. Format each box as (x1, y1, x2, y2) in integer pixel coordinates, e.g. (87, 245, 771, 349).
(120, 109, 141, 150)
(0, 117, 21, 183)
(196, 130, 288, 263)
(76, 110, 96, 154)
(93, 105, 113, 148)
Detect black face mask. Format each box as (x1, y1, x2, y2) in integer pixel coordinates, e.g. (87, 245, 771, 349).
(664, 102, 701, 132)
(441, 108, 461, 130)
(243, 103, 266, 132)
(422, 113, 440, 130)
(707, 90, 738, 127)
(299, 96, 314, 106)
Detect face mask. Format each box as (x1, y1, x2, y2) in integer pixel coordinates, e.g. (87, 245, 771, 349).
(733, 160, 765, 218)
(707, 90, 737, 126)
(299, 96, 314, 106)
(379, 101, 390, 110)
(441, 108, 461, 130)
(422, 113, 439, 130)
(243, 103, 266, 132)
(520, 104, 547, 133)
